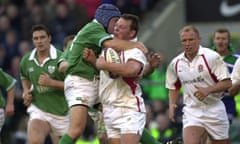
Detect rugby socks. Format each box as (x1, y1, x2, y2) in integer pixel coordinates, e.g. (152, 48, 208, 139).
(140, 128, 161, 144)
(59, 134, 74, 144)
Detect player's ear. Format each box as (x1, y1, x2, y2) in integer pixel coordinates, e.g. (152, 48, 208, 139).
(48, 35, 52, 43)
(130, 30, 137, 39)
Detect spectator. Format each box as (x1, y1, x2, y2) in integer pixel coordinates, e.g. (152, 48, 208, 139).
(18, 40, 32, 57)
(50, 3, 75, 48)
(211, 28, 239, 124)
(0, 15, 11, 43)
(0, 45, 7, 70)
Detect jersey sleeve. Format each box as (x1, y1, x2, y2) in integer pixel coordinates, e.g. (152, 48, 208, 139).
(0, 68, 16, 91)
(57, 48, 69, 67)
(20, 54, 29, 80)
(211, 54, 230, 81)
(165, 59, 180, 90)
(86, 24, 113, 48)
(231, 58, 240, 84)
(124, 48, 147, 66)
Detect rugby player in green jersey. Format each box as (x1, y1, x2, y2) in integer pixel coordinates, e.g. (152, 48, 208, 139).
(0, 68, 16, 134)
(20, 24, 69, 144)
(58, 3, 147, 144)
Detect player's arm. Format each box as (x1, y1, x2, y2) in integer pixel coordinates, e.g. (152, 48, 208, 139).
(103, 37, 148, 55)
(38, 73, 64, 90)
(58, 61, 69, 74)
(168, 89, 180, 122)
(229, 80, 240, 96)
(21, 79, 33, 106)
(229, 58, 240, 96)
(194, 78, 232, 101)
(58, 50, 69, 74)
(5, 81, 16, 117)
(96, 57, 143, 77)
(83, 48, 97, 67)
(143, 52, 162, 76)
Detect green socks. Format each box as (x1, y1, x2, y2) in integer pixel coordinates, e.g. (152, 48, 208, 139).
(59, 134, 74, 144)
(140, 128, 161, 144)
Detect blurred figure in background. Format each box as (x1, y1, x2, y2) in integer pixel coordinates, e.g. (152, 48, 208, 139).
(211, 28, 239, 124)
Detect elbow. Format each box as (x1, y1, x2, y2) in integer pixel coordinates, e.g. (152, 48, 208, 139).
(58, 61, 68, 74)
(229, 88, 237, 96)
(229, 83, 238, 96)
(227, 80, 232, 89)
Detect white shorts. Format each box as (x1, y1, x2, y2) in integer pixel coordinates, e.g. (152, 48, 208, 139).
(103, 105, 146, 138)
(64, 75, 99, 107)
(0, 109, 5, 132)
(27, 104, 69, 136)
(182, 101, 229, 140)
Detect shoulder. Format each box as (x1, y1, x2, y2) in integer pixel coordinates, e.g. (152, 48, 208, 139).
(234, 57, 240, 65)
(170, 52, 184, 65)
(82, 21, 105, 33)
(125, 48, 146, 59)
(20, 51, 31, 62)
(125, 48, 143, 54)
(0, 68, 4, 75)
(200, 47, 220, 61)
(201, 47, 219, 56)
(56, 49, 63, 56)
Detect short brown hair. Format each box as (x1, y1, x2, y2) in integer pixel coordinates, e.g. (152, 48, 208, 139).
(31, 24, 50, 36)
(63, 35, 75, 48)
(120, 13, 140, 37)
(213, 28, 231, 42)
(179, 25, 200, 38)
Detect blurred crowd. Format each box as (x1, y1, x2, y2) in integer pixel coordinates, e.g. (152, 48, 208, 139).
(0, 0, 160, 70)
(0, 0, 180, 144)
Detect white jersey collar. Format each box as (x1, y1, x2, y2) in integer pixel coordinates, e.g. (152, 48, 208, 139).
(29, 44, 57, 61)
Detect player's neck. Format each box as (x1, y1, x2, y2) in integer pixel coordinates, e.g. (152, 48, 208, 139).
(37, 49, 50, 64)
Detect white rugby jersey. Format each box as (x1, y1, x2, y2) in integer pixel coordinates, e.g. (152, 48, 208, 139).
(231, 57, 240, 84)
(166, 46, 230, 107)
(99, 48, 147, 112)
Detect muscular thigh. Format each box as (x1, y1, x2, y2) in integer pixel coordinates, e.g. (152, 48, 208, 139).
(27, 104, 69, 137)
(183, 126, 206, 144)
(28, 119, 51, 143)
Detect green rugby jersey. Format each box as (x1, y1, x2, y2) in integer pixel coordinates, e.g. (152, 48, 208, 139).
(0, 68, 16, 108)
(66, 20, 112, 80)
(57, 47, 70, 77)
(20, 45, 68, 116)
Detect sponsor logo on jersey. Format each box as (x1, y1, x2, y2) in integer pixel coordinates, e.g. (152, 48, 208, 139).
(76, 97, 88, 103)
(37, 85, 51, 93)
(28, 67, 34, 72)
(182, 76, 204, 85)
(198, 64, 204, 72)
(48, 65, 55, 74)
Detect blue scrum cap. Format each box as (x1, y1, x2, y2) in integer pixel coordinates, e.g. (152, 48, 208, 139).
(95, 3, 121, 28)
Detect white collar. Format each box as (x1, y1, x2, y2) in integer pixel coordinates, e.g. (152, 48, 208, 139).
(29, 44, 57, 61)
